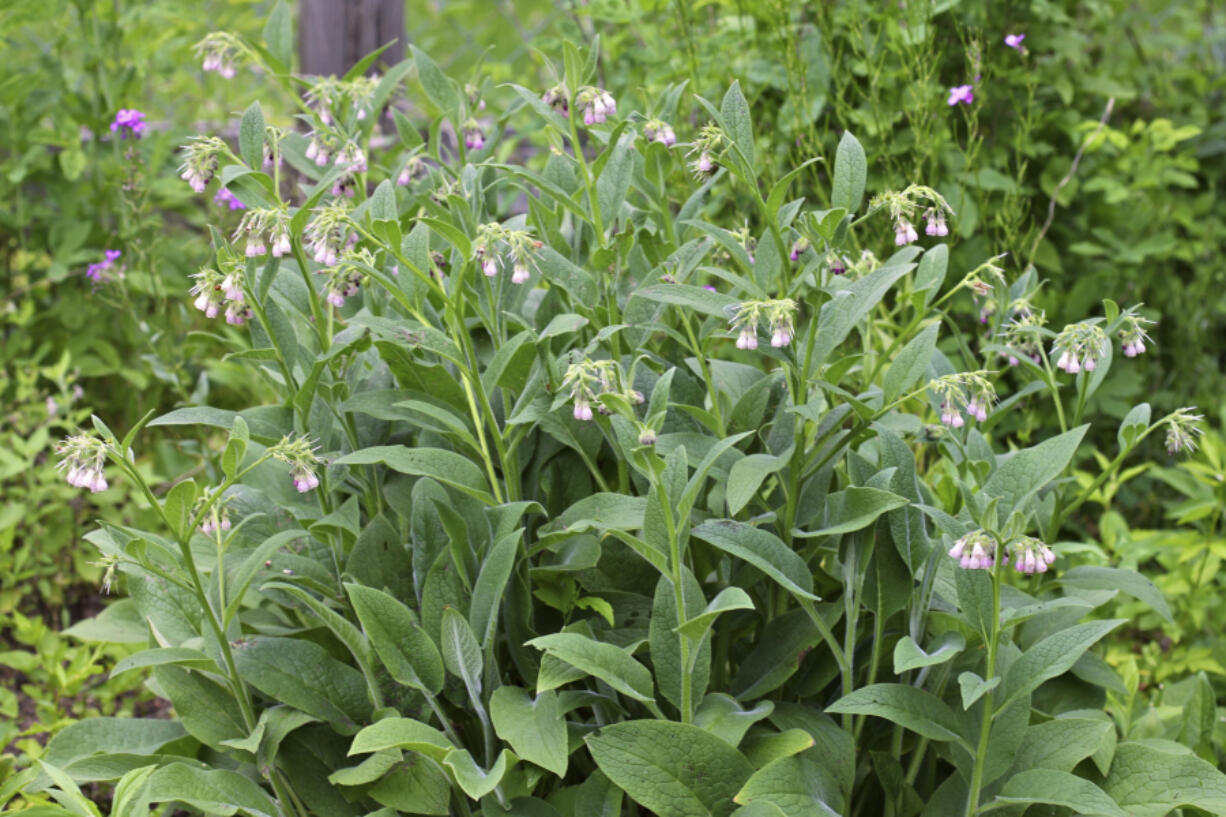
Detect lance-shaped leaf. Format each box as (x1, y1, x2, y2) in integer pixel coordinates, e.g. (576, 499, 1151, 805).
(526, 633, 655, 702)
(692, 520, 818, 600)
(346, 583, 444, 695)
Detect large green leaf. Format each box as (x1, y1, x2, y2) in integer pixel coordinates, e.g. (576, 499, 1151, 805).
(999, 619, 1124, 712)
(349, 718, 453, 763)
(692, 520, 817, 600)
(793, 487, 909, 538)
(733, 756, 841, 817)
(233, 637, 371, 731)
(825, 684, 963, 744)
(526, 633, 655, 702)
(346, 583, 445, 695)
(1058, 566, 1173, 624)
(489, 686, 569, 776)
(1104, 741, 1226, 817)
(336, 446, 494, 504)
(981, 425, 1089, 516)
(586, 720, 753, 817)
(145, 764, 279, 817)
(995, 769, 1125, 816)
(830, 131, 866, 213)
(1012, 717, 1115, 773)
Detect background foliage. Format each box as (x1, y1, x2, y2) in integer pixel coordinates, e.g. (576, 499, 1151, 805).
(1, 0, 1224, 813)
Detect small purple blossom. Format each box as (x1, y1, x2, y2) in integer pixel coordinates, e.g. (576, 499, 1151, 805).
(110, 109, 147, 138)
(213, 188, 246, 211)
(1004, 33, 1026, 51)
(86, 249, 122, 282)
(947, 85, 975, 106)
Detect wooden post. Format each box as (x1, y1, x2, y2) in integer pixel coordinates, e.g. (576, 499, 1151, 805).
(298, 0, 405, 77)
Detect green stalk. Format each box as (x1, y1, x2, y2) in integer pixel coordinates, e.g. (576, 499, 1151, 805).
(963, 561, 1002, 817)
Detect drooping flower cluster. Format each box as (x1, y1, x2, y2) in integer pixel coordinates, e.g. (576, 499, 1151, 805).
(729, 298, 799, 350)
(928, 371, 997, 428)
(396, 154, 427, 187)
(1165, 408, 1205, 456)
(304, 77, 346, 126)
(197, 493, 233, 537)
(462, 120, 486, 151)
(789, 237, 810, 262)
(687, 123, 725, 180)
(644, 119, 677, 147)
(869, 185, 955, 246)
(997, 301, 1047, 366)
(304, 201, 353, 267)
(541, 84, 569, 118)
(179, 136, 226, 193)
(576, 86, 617, 126)
(269, 435, 323, 493)
(1118, 309, 1155, 358)
(110, 109, 147, 139)
(56, 433, 109, 493)
(234, 207, 293, 258)
(948, 530, 997, 570)
(473, 222, 542, 285)
(1051, 322, 1109, 374)
(561, 358, 641, 422)
(195, 32, 242, 79)
(321, 248, 373, 308)
(86, 250, 123, 283)
(192, 264, 252, 326)
(1010, 537, 1056, 574)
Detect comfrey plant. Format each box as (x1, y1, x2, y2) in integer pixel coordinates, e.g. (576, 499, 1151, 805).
(20, 22, 1226, 817)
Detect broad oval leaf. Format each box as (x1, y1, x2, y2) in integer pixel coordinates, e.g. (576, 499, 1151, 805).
(586, 719, 753, 817)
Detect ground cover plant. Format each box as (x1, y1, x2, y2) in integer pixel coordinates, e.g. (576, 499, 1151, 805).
(6, 6, 1226, 816)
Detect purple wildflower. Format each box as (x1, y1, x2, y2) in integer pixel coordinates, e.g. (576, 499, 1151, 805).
(110, 109, 147, 139)
(1005, 33, 1026, 51)
(213, 188, 246, 211)
(947, 85, 975, 106)
(86, 249, 123, 282)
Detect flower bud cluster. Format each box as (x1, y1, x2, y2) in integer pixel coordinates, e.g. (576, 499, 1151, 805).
(869, 185, 954, 246)
(196, 493, 233, 537)
(1010, 537, 1056, 574)
(928, 371, 997, 427)
(179, 136, 226, 193)
(997, 301, 1047, 366)
(561, 358, 639, 422)
(195, 33, 242, 78)
(1165, 408, 1205, 456)
(729, 298, 799, 350)
(1118, 310, 1155, 358)
(191, 264, 252, 326)
(57, 433, 110, 493)
(789, 237, 810, 262)
(473, 223, 542, 286)
(322, 248, 373, 308)
(269, 435, 323, 493)
(643, 119, 677, 147)
(304, 201, 353, 267)
(235, 208, 293, 259)
(1051, 323, 1108, 374)
(576, 86, 617, 126)
(687, 124, 725, 180)
(541, 84, 569, 117)
(462, 120, 486, 151)
(397, 154, 428, 187)
(948, 530, 996, 570)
